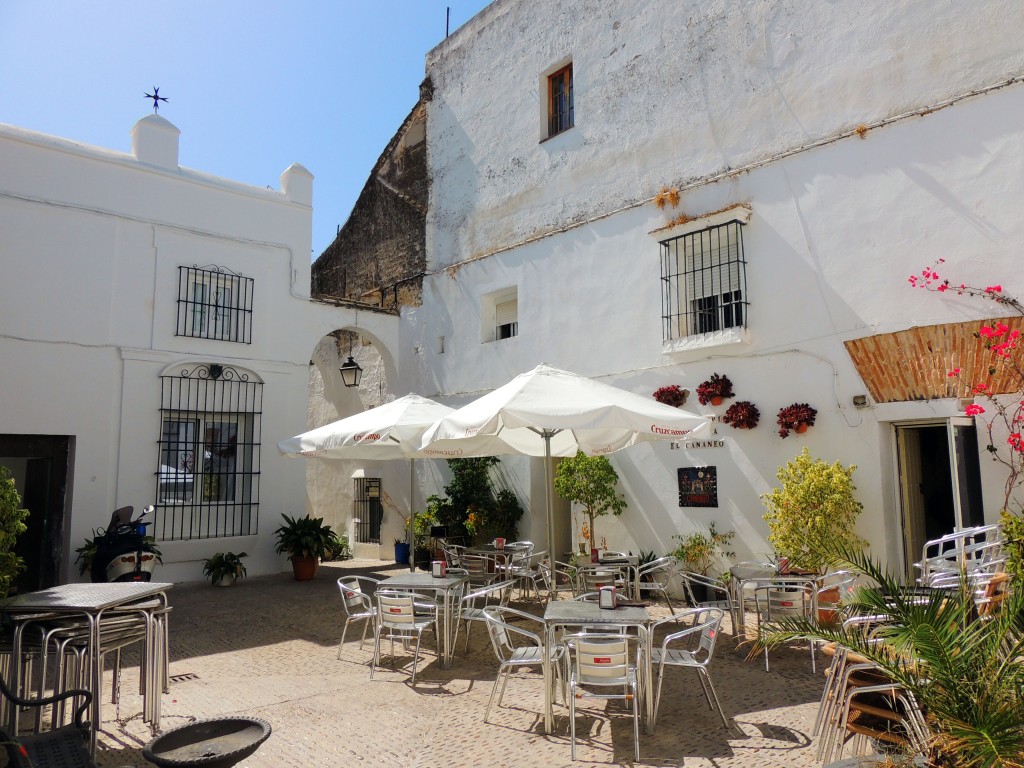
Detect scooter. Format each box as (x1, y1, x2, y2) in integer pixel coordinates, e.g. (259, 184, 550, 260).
(90, 505, 160, 583)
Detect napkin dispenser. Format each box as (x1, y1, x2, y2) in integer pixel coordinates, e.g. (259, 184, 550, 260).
(431, 560, 447, 578)
(598, 585, 617, 609)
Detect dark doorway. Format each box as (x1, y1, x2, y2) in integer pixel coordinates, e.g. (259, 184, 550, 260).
(353, 477, 383, 544)
(0, 435, 73, 591)
(896, 419, 985, 578)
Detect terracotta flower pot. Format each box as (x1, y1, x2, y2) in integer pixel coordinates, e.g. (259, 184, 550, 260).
(290, 555, 319, 581)
(711, 395, 724, 406)
(795, 422, 809, 434)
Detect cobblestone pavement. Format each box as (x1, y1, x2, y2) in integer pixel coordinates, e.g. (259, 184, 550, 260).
(91, 560, 824, 768)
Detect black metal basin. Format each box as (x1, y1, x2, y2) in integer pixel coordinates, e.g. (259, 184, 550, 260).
(143, 717, 271, 768)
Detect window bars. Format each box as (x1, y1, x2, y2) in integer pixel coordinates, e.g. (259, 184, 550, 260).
(660, 220, 748, 341)
(155, 364, 262, 540)
(353, 478, 383, 543)
(175, 265, 254, 343)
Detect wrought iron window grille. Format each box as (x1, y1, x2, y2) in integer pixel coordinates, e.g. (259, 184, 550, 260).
(155, 364, 262, 541)
(175, 265, 254, 344)
(660, 220, 748, 341)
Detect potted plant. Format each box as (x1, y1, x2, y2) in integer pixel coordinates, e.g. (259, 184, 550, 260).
(202, 551, 247, 586)
(761, 448, 866, 575)
(777, 403, 818, 438)
(273, 513, 341, 581)
(0, 466, 29, 599)
(723, 400, 760, 429)
(652, 385, 689, 408)
(758, 546, 1024, 768)
(696, 373, 734, 406)
(412, 505, 439, 570)
(670, 523, 735, 602)
(554, 451, 627, 552)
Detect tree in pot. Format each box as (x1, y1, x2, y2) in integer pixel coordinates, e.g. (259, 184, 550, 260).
(273, 514, 340, 581)
(761, 448, 867, 574)
(761, 448, 867, 617)
(554, 451, 626, 554)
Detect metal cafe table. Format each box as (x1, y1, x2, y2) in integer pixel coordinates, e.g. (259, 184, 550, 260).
(542, 600, 654, 735)
(1, 581, 172, 753)
(378, 571, 467, 669)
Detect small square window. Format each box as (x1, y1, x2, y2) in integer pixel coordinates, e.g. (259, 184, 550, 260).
(481, 288, 519, 343)
(547, 64, 574, 138)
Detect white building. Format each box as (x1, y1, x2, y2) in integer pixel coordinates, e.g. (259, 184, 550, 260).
(0, 114, 397, 585)
(403, 0, 1024, 574)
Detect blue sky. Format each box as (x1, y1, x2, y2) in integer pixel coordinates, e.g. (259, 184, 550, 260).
(0, 0, 492, 259)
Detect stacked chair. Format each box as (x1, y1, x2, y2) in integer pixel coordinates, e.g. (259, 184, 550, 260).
(813, 617, 930, 764)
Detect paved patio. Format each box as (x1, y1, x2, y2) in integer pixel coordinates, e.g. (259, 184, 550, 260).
(93, 559, 824, 768)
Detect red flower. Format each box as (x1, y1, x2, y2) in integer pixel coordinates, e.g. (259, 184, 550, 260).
(965, 404, 985, 416)
(947, 368, 961, 378)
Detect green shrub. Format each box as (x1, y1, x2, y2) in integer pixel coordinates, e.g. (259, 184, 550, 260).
(0, 467, 28, 598)
(761, 448, 866, 573)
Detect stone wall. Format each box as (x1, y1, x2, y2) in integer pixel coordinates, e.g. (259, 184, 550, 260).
(312, 103, 427, 311)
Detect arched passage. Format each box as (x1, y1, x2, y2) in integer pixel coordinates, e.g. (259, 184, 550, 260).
(292, 305, 409, 558)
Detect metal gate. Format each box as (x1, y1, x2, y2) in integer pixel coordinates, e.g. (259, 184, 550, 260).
(353, 478, 383, 543)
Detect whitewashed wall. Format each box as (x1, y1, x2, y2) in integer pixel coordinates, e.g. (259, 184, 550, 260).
(0, 117, 398, 582)
(412, 0, 1024, 572)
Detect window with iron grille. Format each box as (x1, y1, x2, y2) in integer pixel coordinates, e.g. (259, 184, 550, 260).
(155, 364, 262, 540)
(547, 64, 573, 137)
(175, 265, 253, 343)
(660, 219, 748, 341)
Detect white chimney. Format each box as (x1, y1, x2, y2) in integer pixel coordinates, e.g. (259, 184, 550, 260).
(281, 163, 313, 205)
(131, 114, 180, 170)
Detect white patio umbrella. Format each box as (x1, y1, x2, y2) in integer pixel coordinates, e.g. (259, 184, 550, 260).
(278, 394, 454, 571)
(418, 364, 711, 566)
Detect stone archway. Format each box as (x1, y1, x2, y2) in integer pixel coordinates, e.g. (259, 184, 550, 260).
(300, 323, 407, 558)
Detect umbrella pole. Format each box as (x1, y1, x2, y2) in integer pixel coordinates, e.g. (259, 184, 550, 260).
(409, 459, 416, 572)
(544, 432, 556, 600)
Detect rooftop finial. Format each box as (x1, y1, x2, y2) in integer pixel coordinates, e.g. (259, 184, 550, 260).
(144, 87, 168, 114)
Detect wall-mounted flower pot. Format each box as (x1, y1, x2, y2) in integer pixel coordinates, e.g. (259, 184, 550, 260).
(795, 422, 809, 434)
(710, 396, 724, 406)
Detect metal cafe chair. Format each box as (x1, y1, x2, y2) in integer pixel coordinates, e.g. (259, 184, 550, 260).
(561, 631, 642, 761)
(0, 673, 95, 768)
(648, 607, 729, 730)
(636, 556, 679, 613)
(452, 579, 514, 654)
(482, 606, 566, 723)
(370, 590, 437, 684)
(336, 575, 380, 655)
(574, 563, 629, 597)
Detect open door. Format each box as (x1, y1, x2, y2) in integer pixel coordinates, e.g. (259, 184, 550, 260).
(896, 418, 985, 578)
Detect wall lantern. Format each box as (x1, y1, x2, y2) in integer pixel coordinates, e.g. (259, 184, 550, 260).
(339, 355, 362, 388)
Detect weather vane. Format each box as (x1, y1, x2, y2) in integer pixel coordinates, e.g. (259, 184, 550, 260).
(144, 87, 168, 113)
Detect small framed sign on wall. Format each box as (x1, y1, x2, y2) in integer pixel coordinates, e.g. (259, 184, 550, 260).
(678, 466, 718, 508)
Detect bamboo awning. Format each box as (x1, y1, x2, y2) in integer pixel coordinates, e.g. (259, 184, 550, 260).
(843, 317, 1024, 404)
